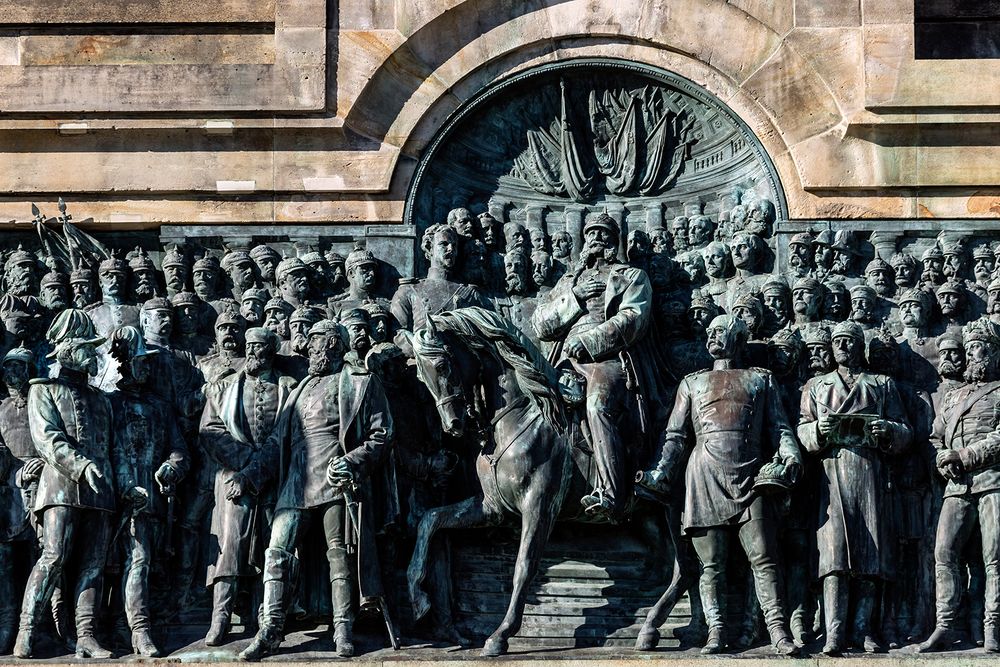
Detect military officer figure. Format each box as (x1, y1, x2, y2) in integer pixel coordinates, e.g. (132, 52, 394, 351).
(14, 310, 116, 659)
(533, 212, 657, 521)
(107, 327, 188, 657)
(919, 319, 1000, 653)
(240, 319, 394, 661)
(798, 320, 912, 655)
(640, 314, 801, 655)
(198, 327, 296, 647)
(391, 223, 490, 337)
(0, 348, 38, 653)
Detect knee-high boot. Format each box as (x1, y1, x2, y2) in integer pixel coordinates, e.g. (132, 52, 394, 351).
(205, 577, 237, 646)
(0, 545, 15, 653)
(238, 548, 293, 662)
(328, 547, 355, 658)
(822, 574, 848, 656)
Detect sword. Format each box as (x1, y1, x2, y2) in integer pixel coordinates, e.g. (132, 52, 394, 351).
(330, 467, 400, 651)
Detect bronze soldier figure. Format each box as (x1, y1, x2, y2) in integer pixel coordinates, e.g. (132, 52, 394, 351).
(198, 327, 295, 647)
(107, 327, 188, 657)
(799, 320, 912, 655)
(920, 320, 1000, 653)
(0, 348, 37, 654)
(533, 213, 656, 521)
(640, 315, 801, 655)
(240, 319, 394, 660)
(14, 310, 115, 659)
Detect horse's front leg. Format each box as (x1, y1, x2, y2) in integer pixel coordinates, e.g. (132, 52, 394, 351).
(407, 496, 496, 622)
(482, 489, 560, 657)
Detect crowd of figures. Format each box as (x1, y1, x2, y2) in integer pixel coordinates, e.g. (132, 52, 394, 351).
(0, 200, 999, 660)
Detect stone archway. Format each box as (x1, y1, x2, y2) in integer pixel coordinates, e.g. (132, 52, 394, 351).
(405, 57, 787, 264)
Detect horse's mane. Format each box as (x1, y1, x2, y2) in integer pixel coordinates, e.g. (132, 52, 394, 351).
(430, 307, 567, 429)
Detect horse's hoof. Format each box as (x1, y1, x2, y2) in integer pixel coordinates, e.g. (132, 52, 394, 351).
(635, 627, 660, 651)
(481, 636, 508, 657)
(410, 591, 431, 622)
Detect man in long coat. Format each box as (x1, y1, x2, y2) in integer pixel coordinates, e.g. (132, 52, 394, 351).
(240, 319, 395, 661)
(532, 212, 667, 520)
(107, 326, 188, 657)
(198, 327, 296, 647)
(640, 315, 801, 655)
(14, 310, 116, 659)
(798, 320, 912, 655)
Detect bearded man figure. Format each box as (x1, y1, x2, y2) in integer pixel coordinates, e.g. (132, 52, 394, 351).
(533, 213, 662, 521)
(198, 327, 296, 647)
(14, 310, 115, 659)
(799, 321, 912, 655)
(240, 320, 394, 661)
(919, 320, 1000, 653)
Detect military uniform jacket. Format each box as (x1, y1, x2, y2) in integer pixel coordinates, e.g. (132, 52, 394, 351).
(658, 364, 801, 532)
(0, 397, 34, 540)
(932, 380, 1000, 497)
(268, 365, 393, 511)
(28, 373, 115, 514)
(200, 369, 298, 490)
(798, 370, 912, 578)
(390, 277, 489, 333)
(109, 389, 189, 517)
(532, 263, 651, 362)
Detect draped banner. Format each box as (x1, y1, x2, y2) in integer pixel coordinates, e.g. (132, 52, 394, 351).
(511, 83, 695, 203)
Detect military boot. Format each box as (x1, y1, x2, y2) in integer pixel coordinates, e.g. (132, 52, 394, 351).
(205, 577, 237, 646)
(131, 629, 161, 658)
(821, 575, 848, 656)
(984, 623, 999, 653)
(328, 547, 355, 658)
(240, 548, 294, 661)
(698, 570, 726, 654)
(853, 579, 882, 653)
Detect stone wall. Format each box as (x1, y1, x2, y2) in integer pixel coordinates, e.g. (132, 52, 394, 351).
(0, 0, 996, 245)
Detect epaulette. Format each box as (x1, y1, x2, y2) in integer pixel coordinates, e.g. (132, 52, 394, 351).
(28, 377, 54, 385)
(749, 366, 773, 376)
(84, 303, 100, 311)
(398, 277, 418, 286)
(684, 368, 709, 381)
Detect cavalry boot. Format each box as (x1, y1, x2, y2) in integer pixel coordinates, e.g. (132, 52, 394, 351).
(240, 547, 295, 661)
(328, 547, 355, 658)
(918, 626, 961, 653)
(205, 577, 237, 646)
(12, 628, 32, 659)
(919, 552, 965, 652)
(853, 580, 882, 653)
(698, 574, 726, 654)
(769, 627, 799, 656)
(821, 575, 848, 656)
(51, 586, 75, 651)
(239, 626, 281, 662)
(75, 635, 112, 659)
(131, 629, 161, 658)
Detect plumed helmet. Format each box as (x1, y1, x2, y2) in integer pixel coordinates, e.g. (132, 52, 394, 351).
(46, 308, 102, 347)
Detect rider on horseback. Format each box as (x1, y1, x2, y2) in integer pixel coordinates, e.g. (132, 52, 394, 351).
(533, 213, 662, 522)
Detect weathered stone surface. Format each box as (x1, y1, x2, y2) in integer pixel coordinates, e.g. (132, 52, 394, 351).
(741, 43, 842, 146)
(794, 0, 861, 27)
(19, 33, 276, 66)
(0, 0, 275, 24)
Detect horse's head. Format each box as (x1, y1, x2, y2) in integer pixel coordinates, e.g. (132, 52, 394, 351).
(409, 315, 467, 438)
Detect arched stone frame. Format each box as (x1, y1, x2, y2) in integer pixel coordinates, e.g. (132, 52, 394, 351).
(338, 1, 845, 220)
(402, 56, 789, 230)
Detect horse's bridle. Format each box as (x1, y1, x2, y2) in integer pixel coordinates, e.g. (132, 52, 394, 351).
(435, 392, 464, 409)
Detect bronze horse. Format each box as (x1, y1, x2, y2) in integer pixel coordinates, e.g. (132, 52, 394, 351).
(403, 307, 694, 656)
